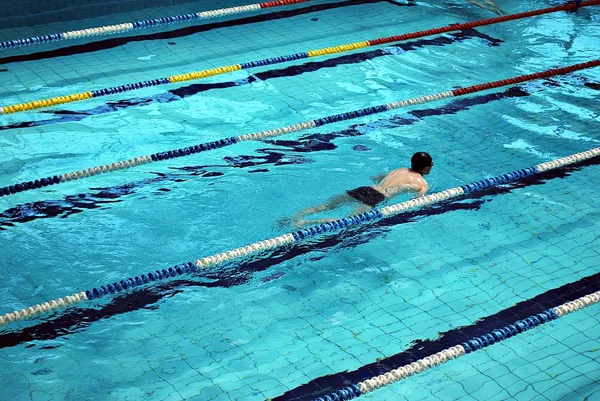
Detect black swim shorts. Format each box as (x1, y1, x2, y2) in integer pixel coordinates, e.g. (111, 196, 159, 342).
(346, 186, 386, 207)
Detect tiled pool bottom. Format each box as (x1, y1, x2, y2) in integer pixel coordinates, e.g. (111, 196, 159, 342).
(365, 305, 600, 401)
(1, 131, 599, 400)
(2, 166, 599, 401)
(2, 264, 598, 401)
(0, 0, 599, 399)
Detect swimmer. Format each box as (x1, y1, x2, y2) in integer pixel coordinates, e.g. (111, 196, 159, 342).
(292, 152, 434, 227)
(467, 0, 506, 15)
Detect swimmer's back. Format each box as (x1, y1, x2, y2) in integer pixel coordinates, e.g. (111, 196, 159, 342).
(374, 168, 429, 196)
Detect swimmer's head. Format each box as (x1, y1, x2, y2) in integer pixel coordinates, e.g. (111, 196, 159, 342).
(411, 152, 433, 175)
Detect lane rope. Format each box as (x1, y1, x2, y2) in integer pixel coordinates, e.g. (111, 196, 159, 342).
(0, 0, 312, 50)
(1, 60, 599, 198)
(313, 290, 600, 401)
(1, 0, 598, 116)
(1, 147, 598, 327)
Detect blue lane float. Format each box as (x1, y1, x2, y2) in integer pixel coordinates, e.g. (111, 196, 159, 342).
(0, 1, 311, 50)
(0, 147, 599, 327)
(85, 262, 198, 300)
(313, 301, 600, 401)
(3, 60, 600, 198)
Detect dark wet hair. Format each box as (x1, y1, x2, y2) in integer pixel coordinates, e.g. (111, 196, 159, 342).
(411, 152, 433, 171)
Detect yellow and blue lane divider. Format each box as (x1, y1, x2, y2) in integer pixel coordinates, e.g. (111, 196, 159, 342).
(0, 0, 311, 50)
(311, 289, 600, 401)
(1, 59, 599, 198)
(1, 146, 598, 327)
(1, 0, 598, 116)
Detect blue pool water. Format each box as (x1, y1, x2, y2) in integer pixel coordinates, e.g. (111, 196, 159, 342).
(0, 0, 599, 400)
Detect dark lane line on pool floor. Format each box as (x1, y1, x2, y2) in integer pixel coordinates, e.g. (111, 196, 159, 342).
(0, 155, 598, 348)
(0, 0, 409, 66)
(0, 85, 527, 230)
(273, 269, 600, 401)
(0, 29, 502, 131)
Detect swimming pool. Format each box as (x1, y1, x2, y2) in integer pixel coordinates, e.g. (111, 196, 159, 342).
(0, 0, 599, 399)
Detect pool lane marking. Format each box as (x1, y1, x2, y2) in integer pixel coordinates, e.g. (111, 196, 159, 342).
(0, 232, 598, 349)
(307, 290, 600, 401)
(0, 85, 529, 231)
(1, 0, 598, 115)
(0, 29, 500, 132)
(0, 0, 399, 67)
(0, 0, 312, 50)
(1, 59, 599, 198)
(0, 147, 598, 327)
(273, 267, 600, 401)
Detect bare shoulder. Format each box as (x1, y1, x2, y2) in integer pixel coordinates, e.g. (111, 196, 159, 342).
(417, 175, 429, 194)
(389, 167, 411, 176)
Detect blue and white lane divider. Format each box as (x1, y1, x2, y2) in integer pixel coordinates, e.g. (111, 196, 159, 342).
(310, 290, 600, 401)
(0, 147, 599, 327)
(0, 98, 446, 197)
(3, 59, 599, 198)
(0, 0, 311, 50)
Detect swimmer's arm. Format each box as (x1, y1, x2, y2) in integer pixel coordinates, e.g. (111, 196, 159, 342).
(417, 183, 429, 196)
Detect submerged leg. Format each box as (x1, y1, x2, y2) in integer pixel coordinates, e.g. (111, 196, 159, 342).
(296, 202, 373, 228)
(293, 194, 353, 227)
(351, 203, 373, 216)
